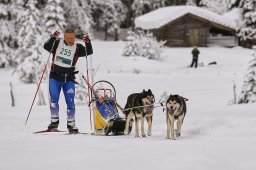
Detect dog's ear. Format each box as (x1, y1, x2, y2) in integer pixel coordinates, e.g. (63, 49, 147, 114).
(143, 89, 146, 93)
(148, 89, 151, 93)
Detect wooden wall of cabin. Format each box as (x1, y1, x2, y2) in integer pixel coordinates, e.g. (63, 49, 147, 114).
(152, 14, 210, 47)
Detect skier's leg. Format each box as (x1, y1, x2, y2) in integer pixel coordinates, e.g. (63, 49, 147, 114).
(48, 78, 62, 129)
(63, 81, 75, 119)
(63, 81, 78, 133)
(49, 78, 61, 116)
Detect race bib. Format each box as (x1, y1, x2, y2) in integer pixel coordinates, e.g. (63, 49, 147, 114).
(54, 39, 77, 68)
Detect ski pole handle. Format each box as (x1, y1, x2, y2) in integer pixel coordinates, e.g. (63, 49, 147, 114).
(83, 33, 90, 45)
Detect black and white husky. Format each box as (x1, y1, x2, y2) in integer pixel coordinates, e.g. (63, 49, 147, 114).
(166, 94, 187, 140)
(123, 89, 155, 137)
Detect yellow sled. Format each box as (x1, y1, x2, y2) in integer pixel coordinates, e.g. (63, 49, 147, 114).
(91, 80, 132, 135)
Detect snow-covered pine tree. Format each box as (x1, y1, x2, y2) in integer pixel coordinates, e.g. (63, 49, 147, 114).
(15, 0, 43, 83)
(91, 0, 123, 40)
(107, 0, 124, 41)
(120, 0, 188, 29)
(237, 0, 256, 47)
(238, 45, 256, 104)
(123, 31, 166, 60)
(43, 0, 66, 35)
(123, 31, 140, 56)
(0, 0, 15, 68)
(164, 0, 187, 6)
(186, 0, 197, 6)
(119, 0, 134, 28)
(63, 0, 92, 37)
(199, 0, 229, 14)
(132, 0, 164, 17)
(131, 0, 165, 28)
(227, 0, 240, 9)
(138, 31, 166, 59)
(35, 0, 47, 9)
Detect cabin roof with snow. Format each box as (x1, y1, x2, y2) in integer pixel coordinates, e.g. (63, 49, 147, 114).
(135, 6, 237, 32)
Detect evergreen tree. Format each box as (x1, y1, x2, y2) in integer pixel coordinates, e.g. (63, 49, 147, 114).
(123, 31, 166, 60)
(15, 0, 43, 83)
(0, 0, 16, 68)
(35, 0, 47, 9)
(227, 0, 240, 9)
(120, 0, 188, 29)
(199, 0, 229, 14)
(164, 0, 187, 5)
(133, 0, 165, 16)
(131, 0, 165, 28)
(63, 0, 92, 37)
(238, 45, 256, 104)
(91, 0, 123, 40)
(123, 31, 140, 56)
(237, 0, 256, 47)
(186, 0, 197, 6)
(43, 0, 66, 35)
(120, 0, 134, 28)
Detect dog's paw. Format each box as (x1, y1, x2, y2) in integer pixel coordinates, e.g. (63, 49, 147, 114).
(176, 133, 181, 137)
(166, 136, 170, 139)
(142, 134, 146, 137)
(135, 135, 140, 138)
(147, 132, 151, 136)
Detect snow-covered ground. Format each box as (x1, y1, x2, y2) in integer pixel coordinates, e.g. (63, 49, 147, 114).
(1, 40, 256, 170)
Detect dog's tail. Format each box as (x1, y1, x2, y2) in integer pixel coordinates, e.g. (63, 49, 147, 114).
(179, 96, 189, 101)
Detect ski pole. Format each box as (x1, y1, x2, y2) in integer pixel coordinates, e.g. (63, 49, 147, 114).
(86, 56, 93, 131)
(84, 34, 93, 131)
(25, 39, 56, 126)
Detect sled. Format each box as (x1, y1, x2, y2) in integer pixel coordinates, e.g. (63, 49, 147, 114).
(90, 80, 132, 135)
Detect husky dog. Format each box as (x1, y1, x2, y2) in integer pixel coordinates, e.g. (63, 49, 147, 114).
(123, 89, 155, 137)
(166, 94, 187, 140)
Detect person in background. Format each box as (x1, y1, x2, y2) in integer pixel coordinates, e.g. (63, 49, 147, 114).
(190, 46, 200, 68)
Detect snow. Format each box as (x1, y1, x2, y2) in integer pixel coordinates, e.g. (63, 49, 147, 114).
(1, 40, 256, 170)
(135, 5, 237, 30)
(223, 8, 242, 23)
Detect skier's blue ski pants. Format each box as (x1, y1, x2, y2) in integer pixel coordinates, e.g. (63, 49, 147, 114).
(49, 78, 75, 119)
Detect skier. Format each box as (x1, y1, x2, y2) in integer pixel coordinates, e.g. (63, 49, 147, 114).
(190, 46, 200, 68)
(43, 29, 93, 133)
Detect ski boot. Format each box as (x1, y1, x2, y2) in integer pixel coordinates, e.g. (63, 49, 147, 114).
(47, 116, 59, 131)
(67, 118, 79, 134)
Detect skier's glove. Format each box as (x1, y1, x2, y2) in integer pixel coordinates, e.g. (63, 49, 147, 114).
(52, 31, 60, 39)
(71, 71, 79, 84)
(83, 34, 90, 44)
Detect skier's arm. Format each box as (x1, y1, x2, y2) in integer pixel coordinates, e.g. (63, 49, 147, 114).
(43, 37, 59, 53)
(77, 41, 93, 57)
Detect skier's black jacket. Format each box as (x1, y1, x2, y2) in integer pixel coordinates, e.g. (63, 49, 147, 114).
(44, 36, 93, 74)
